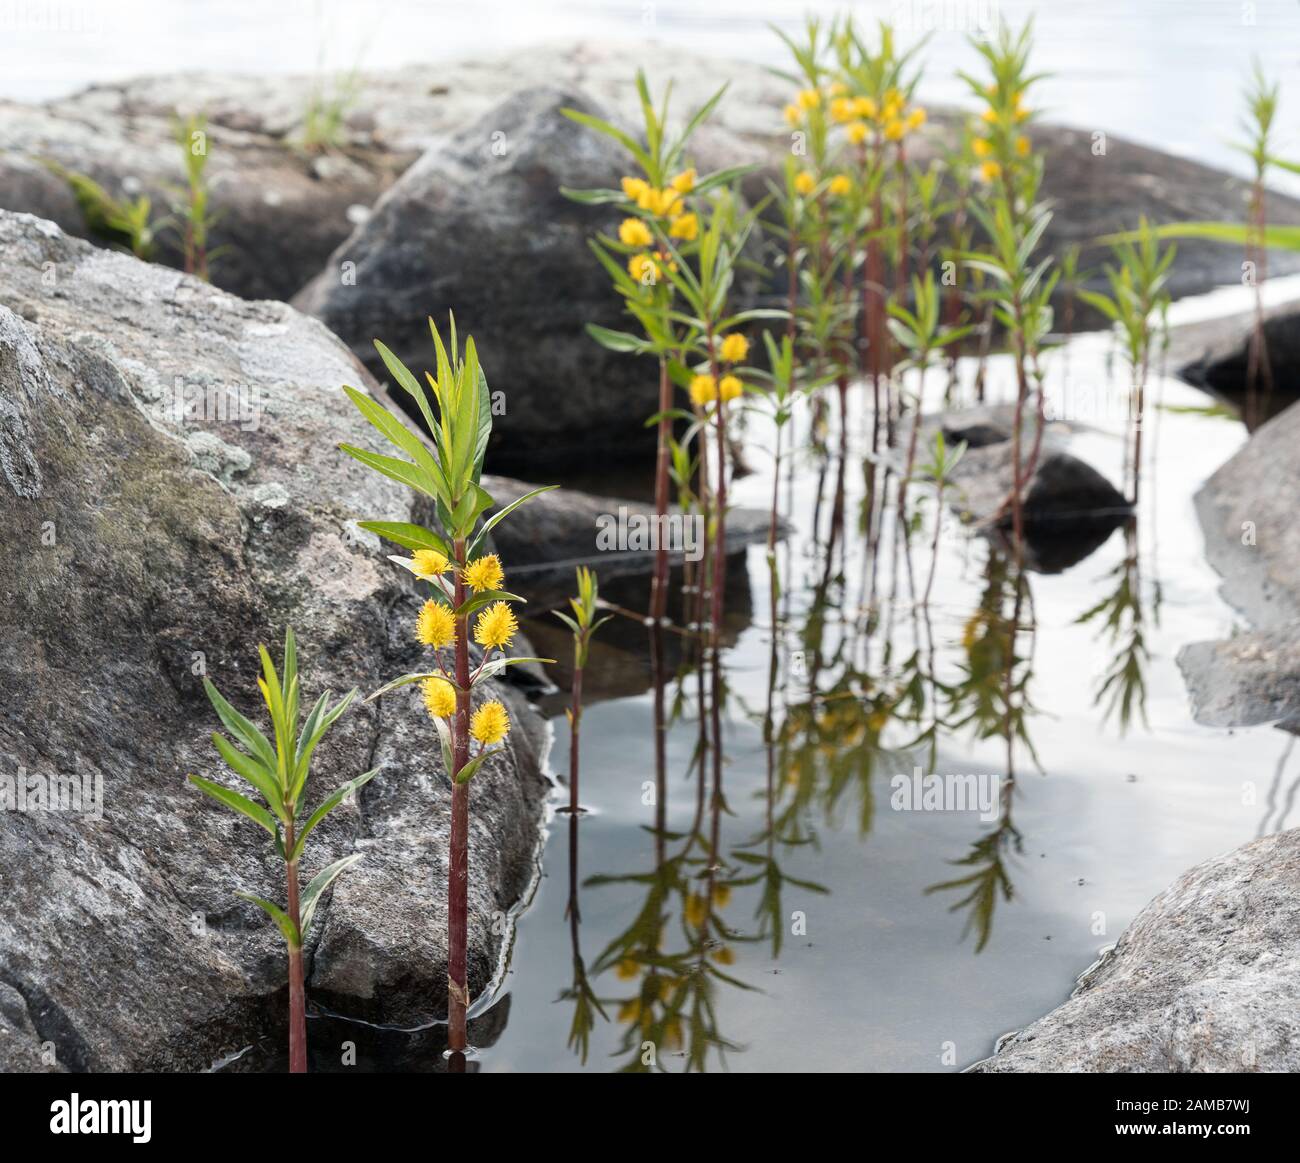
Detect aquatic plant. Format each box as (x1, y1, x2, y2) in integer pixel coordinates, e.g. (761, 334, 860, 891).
(554, 566, 611, 823)
(46, 162, 157, 259)
(188, 627, 373, 1073)
(339, 317, 554, 1054)
(170, 113, 223, 281)
(1079, 218, 1174, 504)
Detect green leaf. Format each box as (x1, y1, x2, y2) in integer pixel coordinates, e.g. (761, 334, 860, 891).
(454, 589, 526, 619)
(364, 671, 444, 702)
(467, 485, 560, 558)
(291, 770, 378, 861)
(454, 750, 499, 785)
(342, 385, 442, 480)
(356, 521, 451, 556)
(210, 733, 285, 820)
(373, 340, 438, 436)
(188, 774, 280, 838)
(471, 656, 557, 686)
(235, 892, 301, 948)
(338, 444, 449, 508)
(299, 854, 364, 939)
(202, 678, 277, 772)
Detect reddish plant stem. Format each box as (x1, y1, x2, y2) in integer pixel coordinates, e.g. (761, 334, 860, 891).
(284, 820, 306, 1074)
(708, 334, 727, 804)
(448, 536, 471, 1053)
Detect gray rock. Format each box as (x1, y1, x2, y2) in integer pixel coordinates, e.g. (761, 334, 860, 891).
(0, 210, 549, 1069)
(968, 827, 1300, 1072)
(1176, 397, 1300, 727)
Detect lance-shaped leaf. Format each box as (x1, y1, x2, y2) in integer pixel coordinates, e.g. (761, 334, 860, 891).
(364, 671, 446, 702)
(454, 588, 526, 618)
(357, 520, 452, 556)
(454, 749, 501, 785)
(202, 678, 277, 772)
(342, 384, 444, 483)
(472, 656, 556, 686)
(236, 891, 301, 949)
(467, 484, 560, 558)
(210, 732, 285, 820)
(291, 770, 378, 862)
(189, 774, 280, 838)
(338, 443, 451, 510)
(299, 854, 364, 940)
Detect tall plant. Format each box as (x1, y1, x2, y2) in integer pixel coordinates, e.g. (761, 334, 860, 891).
(188, 627, 374, 1073)
(339, 317, 554, 1053)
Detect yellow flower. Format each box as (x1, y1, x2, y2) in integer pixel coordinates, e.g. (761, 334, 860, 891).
(719, 375, 743, 403)
(1014, 95, 1029, 121)
(637, 186, 679, 217)
(473, 600, 518, 650)
(421, 676, 456, 720)
(796, 87, 821, 110)
(621, 175, 648, 200)
(618, 217, 653, 247)
(783, 103, 802, 127)
(852, 95, 878, 119)
(470, 700, 510, 745)
(712, 884, 732, 908)
(416, 599, 455, 648)
(617, 999, 640, 1023)
(615, 958, 639, 980)
(463, 553, 504, 593)
(668, 211, 698, 241)
(794, 170, 816, 195)
(711, 945, 735, 965)
(906, 107, 927, 130)
(828, 174, 852, 196)
(411, 548, 449, 579)
(884, 86, 902, 107)
(669, 167, 696, 193)
(628, 253, 659, 283)
(684, 893, 708, 927)
(883, 118, 904, 142)
(689, 374, 717, 406)
(846, 120, 869, 145)
(829, 80, 848, 97)
(1015, 134, 1031, 157)
(971, 136, 992, 158)
(830, 96, 855, 123)
(981, 106, 998, 124)
(719, 333, 749, 363)
(978, 160, 1003, 182)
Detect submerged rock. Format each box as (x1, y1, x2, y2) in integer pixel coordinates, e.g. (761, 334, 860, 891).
(1177, 396, 1300, 728)
(968, 827, 1300, 1072)
(0, 210, 549, 1069)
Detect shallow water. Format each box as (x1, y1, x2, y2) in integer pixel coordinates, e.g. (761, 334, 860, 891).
(8, 0, 1299, 190)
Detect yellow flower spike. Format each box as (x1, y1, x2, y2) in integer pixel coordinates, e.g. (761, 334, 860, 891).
(1015, 134, 1031, 157)
(689, 374, 718, 406)
(829, 80, 848, 97)
(621, 175, 648, 200)
(615, 958, 639, 981)
(410, 548, 449, 579)
(796, 87, 821, 110)
(719, 375, 744, 403)
(783, 103, 802, 127)
(711, 945, 736, 965)
(846, 121, 869, 146)
(473, 600, 518, 650)
(668, 211, 698, 241)
(830, 96, 855, 123)
(978, 159, 1003, 183)
(794, 169, 816, 196)
(884, 118, 904, 142)
(628, 253, 660, 284)
(617, 999, 640, 1024)
(719, 333, 749, 363)
(971, 136, 992, 158)
(463, 553, 504, 593)
(852, 95, 878, 119)
(618, 217, 653, 248)
(906, 107, 927, 131)
(981, 107, 998, 124)
(421, 676, 456, 720)
(470, 700, 510, 745)
(669, 167, 696, 193)
(712, 884, 732, 908)
(416, 599, 456, 649)
(684, 893, 708, 927)
(828, 174, 852, 197)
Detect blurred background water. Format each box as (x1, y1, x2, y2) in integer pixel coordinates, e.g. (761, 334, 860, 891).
(5, 0, 1300, 183)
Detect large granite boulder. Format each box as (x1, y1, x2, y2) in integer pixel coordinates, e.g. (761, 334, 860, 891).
(0, 209, 550, 1070)
(969, 827, 1300, 1072)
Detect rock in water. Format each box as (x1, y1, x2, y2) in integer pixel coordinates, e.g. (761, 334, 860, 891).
(0, 210, 549, 1069)
(1177, 398, 1300, 727)
(968, 827, 1300, 1072)
(294, 87, 758, 472)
